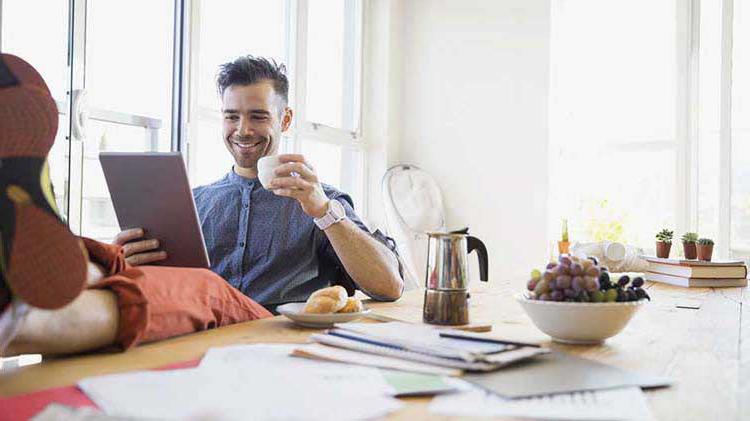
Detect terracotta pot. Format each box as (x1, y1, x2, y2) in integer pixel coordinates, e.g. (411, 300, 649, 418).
(697, 244, 714, 261)
(558, 241, 570, 255)
(683, 242, 697, 260)
(655, 241, 671, 258)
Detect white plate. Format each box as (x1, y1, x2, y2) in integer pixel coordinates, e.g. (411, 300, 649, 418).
(277, 302, 371, 328)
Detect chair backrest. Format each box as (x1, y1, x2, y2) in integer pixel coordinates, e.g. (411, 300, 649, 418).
(381, 165, 446, 290)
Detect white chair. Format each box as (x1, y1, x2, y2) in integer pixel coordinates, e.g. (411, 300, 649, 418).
(381, 165, 446, 290)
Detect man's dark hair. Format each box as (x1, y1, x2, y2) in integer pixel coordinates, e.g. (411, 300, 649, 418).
(216, 55, 289, 106)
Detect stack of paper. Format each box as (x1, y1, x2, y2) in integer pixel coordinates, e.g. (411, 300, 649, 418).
(295, 322, 548, 375)
(77, 332, 667, 420)
(79, 344, 403, 421)
(200, 343, 458, 397)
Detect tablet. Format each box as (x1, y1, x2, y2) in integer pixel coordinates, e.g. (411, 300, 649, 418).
(99, 152, 210, 268)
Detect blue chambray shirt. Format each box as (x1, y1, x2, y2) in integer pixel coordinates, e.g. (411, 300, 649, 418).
(193, 170, 399, 308)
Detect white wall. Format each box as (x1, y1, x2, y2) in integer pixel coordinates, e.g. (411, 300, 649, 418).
(368, 0, 551, 284)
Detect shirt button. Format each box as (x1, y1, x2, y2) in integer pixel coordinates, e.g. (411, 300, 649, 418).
(239, 242, 245, 247)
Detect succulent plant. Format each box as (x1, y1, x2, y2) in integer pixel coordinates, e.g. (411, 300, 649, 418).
(681, 232, 699, 243)
(698, 238, 714, 245)
(656, 229, 673, 243)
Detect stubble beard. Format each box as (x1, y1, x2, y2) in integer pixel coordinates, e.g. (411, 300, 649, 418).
(227, 134, 277, 170)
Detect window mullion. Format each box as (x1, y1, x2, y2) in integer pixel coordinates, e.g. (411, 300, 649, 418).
(171, 0, 190, 153)
(66, 0, 87, 235)
(298, 123, 356, 146)
(0, 0, 3, 47)
(341, 0, 361, 133)
(284, 0, 296, 109)
(292, 0, 308, 154)
(676, 0, 700, 238)
(184, 0, 201, 180)
(719, 0, 734, 258)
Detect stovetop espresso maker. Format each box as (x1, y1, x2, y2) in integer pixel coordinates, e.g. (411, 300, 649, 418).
(423, 228, 488, 325)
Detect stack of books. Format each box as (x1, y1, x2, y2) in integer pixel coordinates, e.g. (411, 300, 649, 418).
(644, 256, 748, 287)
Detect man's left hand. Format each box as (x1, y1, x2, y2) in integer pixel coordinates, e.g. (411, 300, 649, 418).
(269, 154, 329, 218)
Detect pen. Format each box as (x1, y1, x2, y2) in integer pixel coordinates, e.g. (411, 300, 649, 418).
(438, 332, 541, 348)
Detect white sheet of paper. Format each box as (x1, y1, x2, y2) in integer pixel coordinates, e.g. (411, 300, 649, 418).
(429, 385, 654, 421)
(197, 343, 298, 368)
(31, 403, 144, 420)
(199, 343, 395, 395)
(79, 344, 402, 421)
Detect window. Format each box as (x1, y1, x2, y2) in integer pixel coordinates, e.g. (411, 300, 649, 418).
(696, 0, 722, 245)
(732, 0, 750, 258)
(1, 0, 366, 239)
(1, 0, 174, 242)
(186, 0, 366, 212)
(295, 0, 365, 209)
(187, 0, 288, 187)
(1, 0, 70, 217)
(80, 0, 175, 241)
(549, 0, 677, 248)
(305, 0, 361, 131)
(550, 0, 750, 262)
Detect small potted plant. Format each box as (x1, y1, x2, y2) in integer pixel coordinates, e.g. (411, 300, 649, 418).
(697, 238, 714, 261)
(558, 219, 570, 254)
(681, 232, 699, 259)
(655, 229, 673, 258)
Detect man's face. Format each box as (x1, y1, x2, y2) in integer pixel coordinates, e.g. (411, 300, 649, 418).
(221, 81, 292, 172)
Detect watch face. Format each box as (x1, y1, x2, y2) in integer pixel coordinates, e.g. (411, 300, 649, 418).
(329, 199, 346, 219)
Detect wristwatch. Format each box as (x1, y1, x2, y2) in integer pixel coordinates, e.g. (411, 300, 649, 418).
(314, 199, 346, 230)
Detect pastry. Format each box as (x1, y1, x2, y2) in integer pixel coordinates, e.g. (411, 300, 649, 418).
(336, 297, 363, 313)
(302, 285, 348, 314)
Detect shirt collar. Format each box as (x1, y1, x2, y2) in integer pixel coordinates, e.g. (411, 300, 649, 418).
(227, 167, 258, 188)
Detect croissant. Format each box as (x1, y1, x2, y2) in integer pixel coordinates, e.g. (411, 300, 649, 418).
(337, 297, 363, 313)
(302, 285, 348, 314)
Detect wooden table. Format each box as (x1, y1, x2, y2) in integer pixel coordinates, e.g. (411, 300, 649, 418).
(1, 281, 748, 420)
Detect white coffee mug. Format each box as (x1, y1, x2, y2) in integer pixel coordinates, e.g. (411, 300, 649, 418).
(257, 155, 282, 189)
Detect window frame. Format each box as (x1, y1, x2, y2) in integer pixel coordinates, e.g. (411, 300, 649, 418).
(1, 0, 369, 229)
(549, 0, 742, 260)
(181, 0, 367, 214)
(718, 0, 734, 259)
(682, 0, 735, 259)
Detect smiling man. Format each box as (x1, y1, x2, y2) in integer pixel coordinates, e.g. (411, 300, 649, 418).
(118, 56, 403, 309)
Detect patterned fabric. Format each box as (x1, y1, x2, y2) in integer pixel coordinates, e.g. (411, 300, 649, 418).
(194, 170, 401, 308)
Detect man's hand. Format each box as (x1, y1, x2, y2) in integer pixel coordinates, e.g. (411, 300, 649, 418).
(268, 154, 329, 218)
(113, 228, 167, 266)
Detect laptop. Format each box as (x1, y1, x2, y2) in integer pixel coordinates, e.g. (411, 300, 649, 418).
(99, 152, 210, 268)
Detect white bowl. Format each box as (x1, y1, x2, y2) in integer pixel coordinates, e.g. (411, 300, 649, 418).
(277, 302, 371, 328)
(515, 294, 646, 344)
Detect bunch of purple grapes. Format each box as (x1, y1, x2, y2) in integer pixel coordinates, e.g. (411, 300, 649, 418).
(526, 255, 650, 303)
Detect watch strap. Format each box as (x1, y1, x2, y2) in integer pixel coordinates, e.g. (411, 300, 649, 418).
(314, 200, 346, 230)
